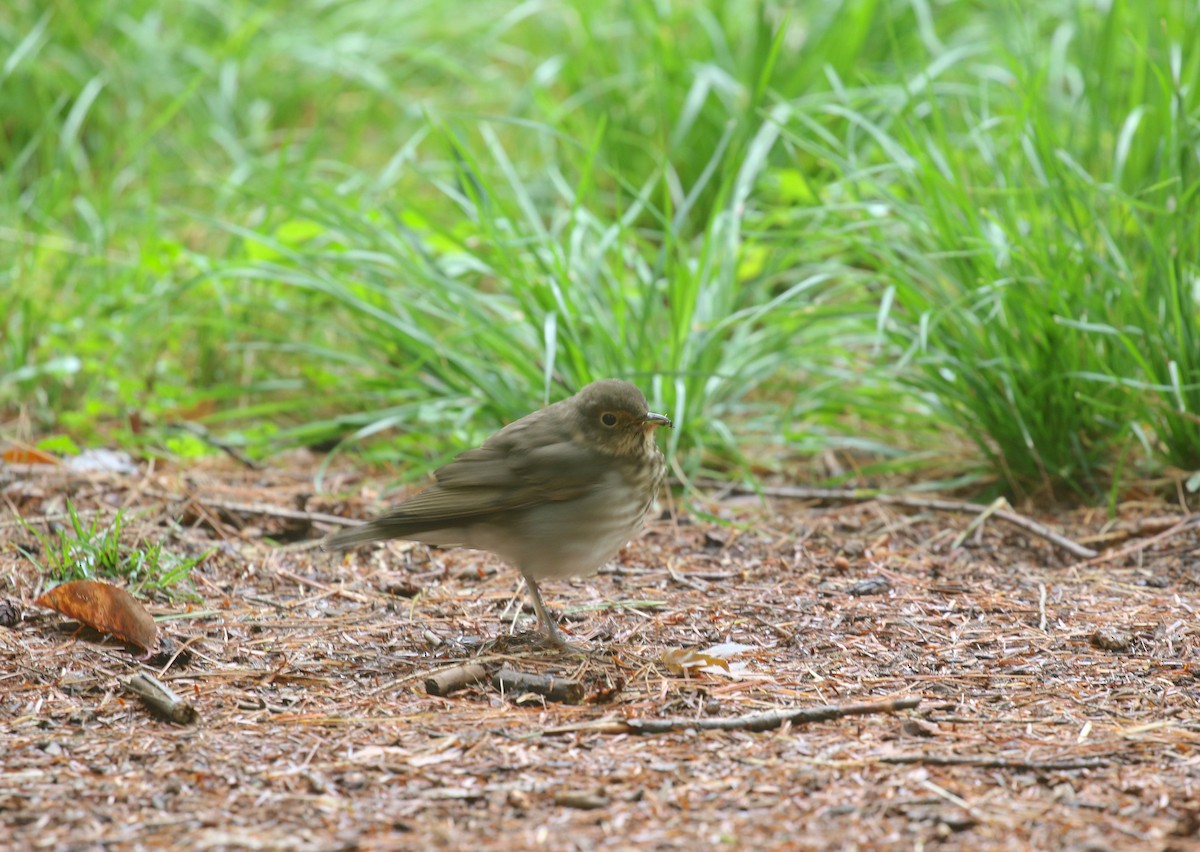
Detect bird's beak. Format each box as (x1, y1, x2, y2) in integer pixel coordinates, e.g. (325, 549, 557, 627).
(642, 411, 673, 429)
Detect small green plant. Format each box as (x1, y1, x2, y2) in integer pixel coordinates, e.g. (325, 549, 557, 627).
(19, 501, 210, 598)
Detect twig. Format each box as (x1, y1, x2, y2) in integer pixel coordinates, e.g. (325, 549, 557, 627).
(1077, 514, 1200, 567)
(554, 789, 610, 810)
(274, 568, 375, 604)
(546, 696, 920, 736)
(166, 421, 261, 470)
(919, 778, 985, 824)
(141, 489, 354, 528)
(494, 666, 585, 704)
(1038, 583, 1048, 632)
(879, 753, 1109, 771)
(5, 480, 349, 532)
(425, 663, 492, 697)
(720, 484, 1098, 560)
(667, 560, 709, 592)
(951, 497, 1005, 550)
(123, 673, 199, 725)
(1, 506, 114, 530)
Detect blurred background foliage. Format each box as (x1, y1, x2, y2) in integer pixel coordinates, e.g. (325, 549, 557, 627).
(3, 0, 1198, 504)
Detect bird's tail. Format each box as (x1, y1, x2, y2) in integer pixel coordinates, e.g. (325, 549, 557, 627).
(321, 522, 394, 552)
(322, 516, 464, 551)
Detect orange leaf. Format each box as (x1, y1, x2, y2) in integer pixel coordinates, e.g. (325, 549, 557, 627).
(661, 647, 730, 677)
(3, 446, 59, 465)
(35, 580, 157, 653)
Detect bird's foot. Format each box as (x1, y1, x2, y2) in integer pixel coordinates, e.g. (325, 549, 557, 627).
(542, 623, 590, 655)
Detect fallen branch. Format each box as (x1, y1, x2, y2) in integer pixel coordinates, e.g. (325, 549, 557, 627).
(124, 673, 199, 725)
(425, 663, 492, 697)
(880, 753, 1109, 771)
(494, 667, 585, 705)
(721, 484, 1097, 560)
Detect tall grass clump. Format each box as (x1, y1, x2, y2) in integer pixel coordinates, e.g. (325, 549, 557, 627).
(787, 0, 1200, 500)
(0, 0, 516, 438)
(188, 3, 915, 478)
(207, 111, 847, 480)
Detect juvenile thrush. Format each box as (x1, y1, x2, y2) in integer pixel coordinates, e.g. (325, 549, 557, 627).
(323, 379, 671, 649)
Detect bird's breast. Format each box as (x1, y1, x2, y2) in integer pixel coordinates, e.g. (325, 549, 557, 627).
(463, 463, 661, 581)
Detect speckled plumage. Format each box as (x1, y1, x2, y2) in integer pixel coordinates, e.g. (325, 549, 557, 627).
(323, 380, 671, 648)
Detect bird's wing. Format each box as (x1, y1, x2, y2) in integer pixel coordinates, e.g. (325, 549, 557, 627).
(357, 408, 599, 528)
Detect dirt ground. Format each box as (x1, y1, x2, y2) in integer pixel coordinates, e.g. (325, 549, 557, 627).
(2, 456, 1198, 851)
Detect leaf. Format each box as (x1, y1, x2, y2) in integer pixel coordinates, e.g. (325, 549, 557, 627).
(63, 448, 137, 474)
(661, 647, 731, 677)
(35, 580, 157, 653)
(2, 446, 59, 465)
(36, 434, 81, 455)
(700, 641, 756, 658)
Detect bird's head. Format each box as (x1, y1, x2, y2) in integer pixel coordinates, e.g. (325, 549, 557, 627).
(571, 379, 672, 456)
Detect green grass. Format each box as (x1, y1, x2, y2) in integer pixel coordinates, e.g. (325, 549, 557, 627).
(3, 0, 1197, 503)
(19, 502, 210, 598)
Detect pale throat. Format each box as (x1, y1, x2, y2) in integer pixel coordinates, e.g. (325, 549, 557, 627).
(569, 424, 659, 457)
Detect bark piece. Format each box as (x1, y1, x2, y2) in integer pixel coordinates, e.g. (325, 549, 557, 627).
(493, 666, 584, 704)
(124, 673, 199, 725)
(425, 663, 491, 697)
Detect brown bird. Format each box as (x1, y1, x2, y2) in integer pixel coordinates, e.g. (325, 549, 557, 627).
(323, 379, 672, 649)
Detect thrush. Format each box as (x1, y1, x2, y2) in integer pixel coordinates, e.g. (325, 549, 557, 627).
(323, 379, 672, 649)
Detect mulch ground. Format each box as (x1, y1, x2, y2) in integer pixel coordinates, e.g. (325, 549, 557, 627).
(2, 456, 1198, 851)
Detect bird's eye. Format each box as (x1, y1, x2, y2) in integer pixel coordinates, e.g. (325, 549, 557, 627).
(601, 412, 618, 427)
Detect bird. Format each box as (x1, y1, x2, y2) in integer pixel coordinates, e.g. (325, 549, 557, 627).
(323, 379, 672, 649)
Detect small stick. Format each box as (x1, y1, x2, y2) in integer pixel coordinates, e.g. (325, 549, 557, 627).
(275, 568, 374, 604)
(165, 422, 261, 470)
(425, 663, 491, 697)
(880, 753, 1109, 771)
(493, 666, 585, 704)
(1038, 583, 1048, 632)
(608, 695, 920, 735)
(951, 497, 1006, 549)
(1, 507, 115, 530)
(554, 789, 610, 810)
(667, 560, 709, 592)
(920, 778, 985, 824)
(141, 489, 354, 528)
(1077, 514, 1200, 567)
(124, 673, 199, 725)
(720, 484, 1098, 560)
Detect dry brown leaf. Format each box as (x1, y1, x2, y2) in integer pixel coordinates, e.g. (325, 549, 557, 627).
(3, 446, 59, 465)
(35, 580, 157, 653)
(661, 647, 730, 677)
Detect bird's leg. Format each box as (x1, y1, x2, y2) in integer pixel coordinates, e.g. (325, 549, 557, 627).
(523, 575, 587, 653)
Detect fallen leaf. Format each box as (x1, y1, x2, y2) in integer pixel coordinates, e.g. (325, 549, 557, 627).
(703, 661, 758, 679)
(1090, 627, 1131, 652)
(2, 446, 59, 465)
(701, 641, 756, 658)
(662, 647, 730, 677)
(663, 641, 766, 680)
(63, 448, 138, 474)
(847, 576, 890, 596)
(407, 749, 462, 768)
(35, 580, 157, 653)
